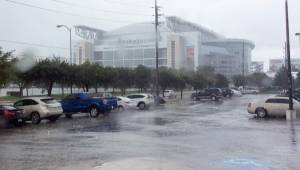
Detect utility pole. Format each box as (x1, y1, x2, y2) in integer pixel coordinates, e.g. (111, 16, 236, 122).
(154, 0, 160, 105)
(285, 0, 295, 116)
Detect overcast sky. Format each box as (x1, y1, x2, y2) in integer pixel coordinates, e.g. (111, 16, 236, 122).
(1, 0, 300, 69)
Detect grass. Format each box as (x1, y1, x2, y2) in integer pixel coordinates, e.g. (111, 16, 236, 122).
(0, 96, 20, 102)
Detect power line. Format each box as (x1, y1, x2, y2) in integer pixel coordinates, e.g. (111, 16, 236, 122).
(0, 39, 68, 50)
(103, 0, 151, 8)
(50, 0, 151, 16)
(3, 0, 138, 23)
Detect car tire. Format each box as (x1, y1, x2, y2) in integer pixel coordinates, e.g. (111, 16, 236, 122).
(211, 96, 217, 101)
(31, 112, 41, 125)
(256, 108, 267, 118)
(65, 114, 73, 119)
(90, 107, 99, 118)
(118, 106, 124, 112)
(138, 102, 146, 110)
(192, 96, 197, 101)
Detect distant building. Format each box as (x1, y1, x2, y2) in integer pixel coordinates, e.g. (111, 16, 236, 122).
(250, 61, 264, 73)
(269, 59, 285, 72)
(73, 41, 94, 65)
(75, 16, 255, 78)
(269, 58, 300, 72)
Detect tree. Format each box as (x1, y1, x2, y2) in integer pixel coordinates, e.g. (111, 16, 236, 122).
(196, 65, 216, 87)
(11, 66, 34, 97)
(232, 75, 246, 87)
(115, 68, 134, 95)
(134, 65, 151, 92)
(273, 67, 289, 89)
(189, 71, 206, 91)
(247, 72, 271, 87)
(215, 74, 229, 88)
(63, 64, 78, 94)
(159, 67, 177, 96)
(94, 65, 105, 93)
(102, 67, 117, 91)
(58, 61, 70, 96)
(0, 48, 14, 88)
(31, 58, 63, 96)
(174, 69, 189, 99)
(77, 62, 98, 92)
(11, 52, 37, 96)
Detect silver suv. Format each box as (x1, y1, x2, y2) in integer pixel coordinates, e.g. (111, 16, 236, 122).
(14, 97, 63, 124)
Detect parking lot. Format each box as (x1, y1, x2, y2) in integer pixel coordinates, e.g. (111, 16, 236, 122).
(0, 94, 299, 170)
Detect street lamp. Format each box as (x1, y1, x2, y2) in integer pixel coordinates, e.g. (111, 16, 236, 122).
(57, 25, 72, 64)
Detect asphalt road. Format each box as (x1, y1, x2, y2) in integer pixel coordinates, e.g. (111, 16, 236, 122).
(0, 94, 299, 170)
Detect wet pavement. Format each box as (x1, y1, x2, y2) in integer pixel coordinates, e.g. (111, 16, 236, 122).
(0, 94, 300, 170)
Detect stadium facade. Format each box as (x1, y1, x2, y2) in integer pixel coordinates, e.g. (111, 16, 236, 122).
(76, 16, 255, 78)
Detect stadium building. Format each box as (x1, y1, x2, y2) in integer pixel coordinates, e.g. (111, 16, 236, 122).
(76, 16, 255, 78)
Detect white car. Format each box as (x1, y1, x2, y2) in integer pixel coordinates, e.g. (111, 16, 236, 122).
(126, 93, 154, 110)
(163, 90, 177, 99)
(241, 87, 259, 94)
(117, 96, 135, 111)
(14, 97, 63, 124)
(231, 89, 242, 97)
(247, 96, 300, 118)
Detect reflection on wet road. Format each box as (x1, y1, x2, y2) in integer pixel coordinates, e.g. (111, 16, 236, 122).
(0, 95, 299, 170)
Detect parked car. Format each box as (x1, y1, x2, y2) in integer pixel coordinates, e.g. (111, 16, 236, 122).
(61, 93, 117, 118)
(126, 93, 154, 110)
(0, 105, 24, 128)
(163, 90, 177, 99)
(221, 88, 233, 98)
(191, 88, 223, 101)
(14, 97, 63, 124)
(241, 87, 259, 94)
(117, 96, 134, 111)
(247, 96, 300, 118)
(231, 89, 242, 97)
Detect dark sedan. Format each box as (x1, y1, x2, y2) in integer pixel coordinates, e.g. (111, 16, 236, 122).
(0, 105, 24, 128)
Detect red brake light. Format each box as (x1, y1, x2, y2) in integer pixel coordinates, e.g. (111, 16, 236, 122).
(4, 110, 14, 117)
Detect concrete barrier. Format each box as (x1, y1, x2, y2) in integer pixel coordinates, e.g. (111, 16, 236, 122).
(286, 110, 297, 120)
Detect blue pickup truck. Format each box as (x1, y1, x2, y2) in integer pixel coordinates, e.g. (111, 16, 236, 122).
(61, 93, 118, 118)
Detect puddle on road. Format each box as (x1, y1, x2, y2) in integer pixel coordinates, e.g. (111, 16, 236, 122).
(93, 157, 193, 170)
(212, 158, 279, 170)
(153, 117, 176, 126)
(68, 121, 140, 133)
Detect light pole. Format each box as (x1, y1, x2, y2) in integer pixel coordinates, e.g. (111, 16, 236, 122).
(57, 25, 72, 64)
(154, 0, 160, 105)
